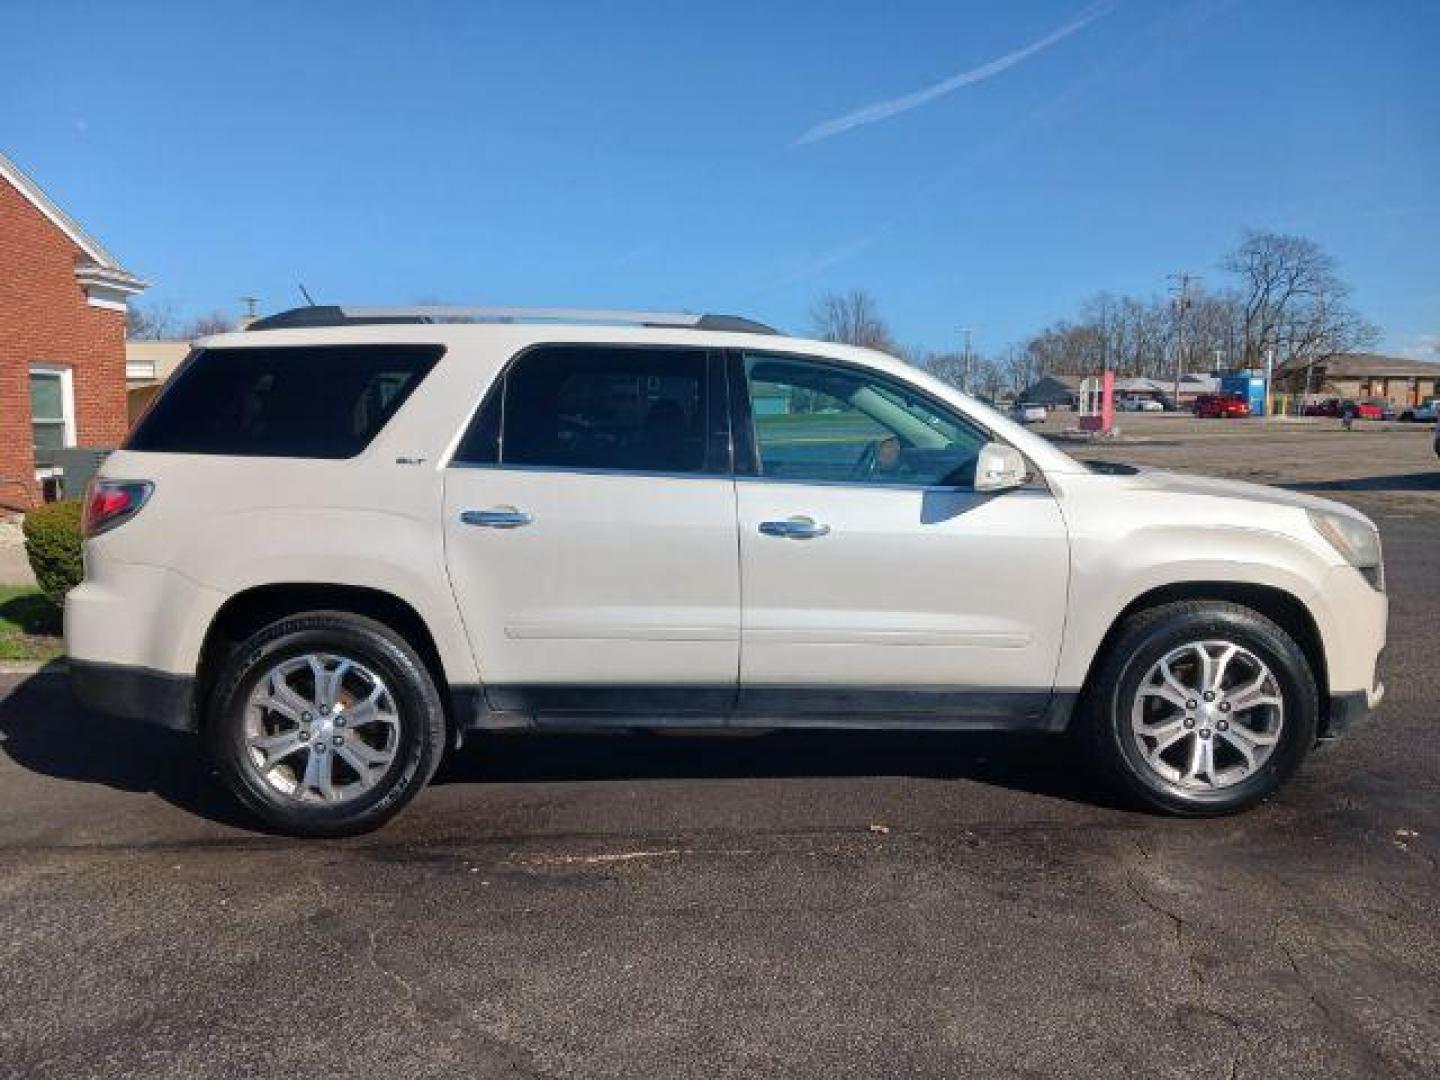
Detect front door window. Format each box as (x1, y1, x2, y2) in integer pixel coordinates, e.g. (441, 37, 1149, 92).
(742, 354, 987, 488)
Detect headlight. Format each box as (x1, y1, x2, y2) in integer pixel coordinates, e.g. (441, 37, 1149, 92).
(1308, 509, 1384, 590)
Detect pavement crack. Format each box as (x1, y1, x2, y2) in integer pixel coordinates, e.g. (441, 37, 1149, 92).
(1122, 870, 1184, 950)
(1279, 941, 1337, 1028)
(509, 846, 757, 867)
(366, 927, 419, 1014)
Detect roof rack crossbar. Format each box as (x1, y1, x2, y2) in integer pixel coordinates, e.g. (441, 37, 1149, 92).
(245, 305, 778, 334)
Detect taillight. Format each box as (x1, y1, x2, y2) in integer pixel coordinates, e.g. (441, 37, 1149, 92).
(83, 480, 154, 537)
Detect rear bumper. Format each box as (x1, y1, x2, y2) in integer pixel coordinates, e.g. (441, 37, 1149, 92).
(1320, 681, 1383, 741)
(69, 660, 196, 733)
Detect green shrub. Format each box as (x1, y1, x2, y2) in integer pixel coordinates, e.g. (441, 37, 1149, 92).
(22, 499, 84, 605)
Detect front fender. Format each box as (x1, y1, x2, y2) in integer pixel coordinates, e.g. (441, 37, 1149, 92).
(1054, 522, 1337, 692)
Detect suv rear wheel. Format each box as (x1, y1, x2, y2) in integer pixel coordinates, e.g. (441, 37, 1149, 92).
(1084, 601, 1318, 815)
(205, 611, 446, 836)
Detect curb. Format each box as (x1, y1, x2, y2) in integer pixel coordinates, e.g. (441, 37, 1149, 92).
(0, 659, 66, 676)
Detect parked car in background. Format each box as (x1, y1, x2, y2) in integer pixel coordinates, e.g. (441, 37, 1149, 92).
(1119, 396, 1164, 412)
(1346, 400, 1385, 421)
(1304, 398, 1383, 421)
(67, 304, 1387, 835)
(1193, 393, 1252, 419)
(1012, 401, 1048, 424)
(1399, 398, 1437, 423)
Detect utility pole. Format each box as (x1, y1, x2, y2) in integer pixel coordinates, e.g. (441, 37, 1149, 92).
(959, 327, 973, 393)
(1168, 273, 1197, 405)
(1264, 347, 1275, 417)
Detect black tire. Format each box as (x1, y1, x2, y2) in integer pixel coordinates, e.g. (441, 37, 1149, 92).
(1081, 600, 1318, 816)
(204, 611, 447, 837)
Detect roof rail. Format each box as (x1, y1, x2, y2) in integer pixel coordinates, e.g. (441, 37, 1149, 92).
(245, 305, 778, 335)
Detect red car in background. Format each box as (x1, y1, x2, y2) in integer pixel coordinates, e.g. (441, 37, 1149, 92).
(1193, 393, 1252, 418)
(1304, 398, 1386, 420)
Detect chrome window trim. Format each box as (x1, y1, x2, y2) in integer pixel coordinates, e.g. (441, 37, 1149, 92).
(735, 473, 1051, 495)
(446, 461, 733, 483)
(445, 459, 1051, 495)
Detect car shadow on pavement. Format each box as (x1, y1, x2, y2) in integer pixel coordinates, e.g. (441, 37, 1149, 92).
(0, 670, 259, 830)
(1286, 472, 1440, 493)
(434, 728, 1126, 810)
(0, 671, 1125, 829)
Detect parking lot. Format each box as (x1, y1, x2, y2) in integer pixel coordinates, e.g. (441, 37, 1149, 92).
(1, 418, 1436, 1079)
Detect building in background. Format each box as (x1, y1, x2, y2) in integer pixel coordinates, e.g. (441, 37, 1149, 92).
(0, 151, 146, 507)
(125, 339, 191, 423)
(1018, 372, 1219, 411)
(1274, 353, 1440, 408)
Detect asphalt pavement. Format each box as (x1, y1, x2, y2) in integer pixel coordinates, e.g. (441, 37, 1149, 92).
(0, 420, 1436, 1079)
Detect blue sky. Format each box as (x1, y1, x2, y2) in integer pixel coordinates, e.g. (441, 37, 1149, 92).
(4, 0, 1437, 357)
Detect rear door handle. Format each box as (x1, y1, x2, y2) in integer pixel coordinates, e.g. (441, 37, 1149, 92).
(759, 517, 831, 539)
(461, 508, 533, 529)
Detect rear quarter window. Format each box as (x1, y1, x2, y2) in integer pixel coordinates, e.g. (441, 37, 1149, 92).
(126, 344, 443, 458)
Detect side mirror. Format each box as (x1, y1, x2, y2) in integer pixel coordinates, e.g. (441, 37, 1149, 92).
(974, 442, 1029, 493)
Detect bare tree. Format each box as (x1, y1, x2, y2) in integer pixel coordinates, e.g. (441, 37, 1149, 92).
(1221, 230, 1376, 369)
(182, 311, 238, 338)
(1004, 230, 1376, 399)
(1002, 345, 1044, 396)
(1182, 288, 1246, 372)
(909, 348, 965, 387)
(901, 346, 1007, 401)
(126, 301, 178, 340)
(970, 355, 1006, 400)
(810, 289, 897, 353)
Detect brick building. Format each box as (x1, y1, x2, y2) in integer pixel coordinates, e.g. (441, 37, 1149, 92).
(1275, 353, 1440, 409)
(0, 151, 146, 509)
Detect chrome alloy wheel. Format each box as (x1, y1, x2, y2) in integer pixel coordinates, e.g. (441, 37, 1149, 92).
(243, 654, 401, 803)
(1130, 640, 1284, 791)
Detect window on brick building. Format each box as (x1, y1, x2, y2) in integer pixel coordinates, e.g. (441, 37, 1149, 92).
(28, 365, 76, 464)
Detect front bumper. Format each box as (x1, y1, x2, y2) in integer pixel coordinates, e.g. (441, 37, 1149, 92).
(69, 660, 197, 733)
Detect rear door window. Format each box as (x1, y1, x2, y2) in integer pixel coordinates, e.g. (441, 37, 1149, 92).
(126, 344, 443, 458)
(453, 344, 717, 474)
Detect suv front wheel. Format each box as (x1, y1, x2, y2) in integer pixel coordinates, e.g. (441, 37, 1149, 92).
(1084, 600, 1318, 815)
(205, 611, 447, 837)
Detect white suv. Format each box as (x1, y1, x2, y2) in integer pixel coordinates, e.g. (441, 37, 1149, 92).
(67, 306, 1387, 836)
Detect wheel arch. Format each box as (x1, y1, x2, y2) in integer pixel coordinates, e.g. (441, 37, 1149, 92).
(195, 582, 464, 745)
(1078, 581, 1329, 720)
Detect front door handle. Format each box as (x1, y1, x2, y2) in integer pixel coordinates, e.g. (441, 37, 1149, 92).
(461, 507, 533, 529)
(759, 517, 831, 539)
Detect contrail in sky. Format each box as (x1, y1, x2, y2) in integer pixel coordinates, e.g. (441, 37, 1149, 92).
(795, 1, 1116, 145)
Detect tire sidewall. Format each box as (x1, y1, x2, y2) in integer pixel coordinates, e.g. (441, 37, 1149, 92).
(1102, 607, 1317, 814)
(206, 616, 444, 836)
